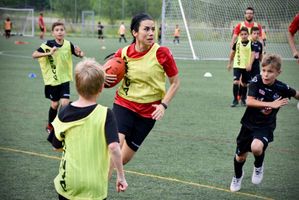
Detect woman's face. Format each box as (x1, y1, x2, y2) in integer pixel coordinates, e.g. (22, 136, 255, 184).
(133, 19, 155, 47)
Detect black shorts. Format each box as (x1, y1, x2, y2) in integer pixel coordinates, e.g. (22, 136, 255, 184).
(45, 82, 70, 102)
(40, 27, 45, 32)
(233, 68, 250, 84)
(112, 103, 156, 152)
(249, 65, 260, 80)
(235, 125, 274, 156)
(5, 30, 11, 35)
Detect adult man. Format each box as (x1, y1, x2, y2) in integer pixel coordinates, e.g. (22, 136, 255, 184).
(287, 13, 299, 60)
(230, 7, 263, 48)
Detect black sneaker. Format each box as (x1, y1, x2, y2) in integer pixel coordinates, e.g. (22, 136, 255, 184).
(241, 99, 246, 106)
(231, 99, 239, 107)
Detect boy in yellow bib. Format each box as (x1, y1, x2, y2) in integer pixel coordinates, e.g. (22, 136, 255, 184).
(49, 58, 127, 200)
(32, 22, 84, 134)
(227, 27, 254, 107)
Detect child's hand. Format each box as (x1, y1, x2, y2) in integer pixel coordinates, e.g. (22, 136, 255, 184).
(75, 46, 84, 57)
(270, 97, 289, 109)
(50, 46, 57, 55)
(246, 64, 252, 72)
(227, 63, 232, 71)
(116, 177, 128, 192)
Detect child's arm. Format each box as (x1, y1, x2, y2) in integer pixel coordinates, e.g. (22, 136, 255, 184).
(246, 96, 289, 109)
(246, 51, 255, 72)
(227, 50, 235, 71)
(108, 142, 128, 192)
(32, 46, 57, 59)
(294, 90, 299, 100)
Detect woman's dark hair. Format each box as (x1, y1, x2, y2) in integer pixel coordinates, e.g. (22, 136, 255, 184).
(130, 13, 153, 43)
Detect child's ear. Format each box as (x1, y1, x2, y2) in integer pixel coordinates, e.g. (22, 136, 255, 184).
(98, 84, 104, 93)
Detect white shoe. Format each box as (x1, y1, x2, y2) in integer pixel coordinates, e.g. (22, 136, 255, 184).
(252, 165, 264, 184)
(230, 171, 244, 192)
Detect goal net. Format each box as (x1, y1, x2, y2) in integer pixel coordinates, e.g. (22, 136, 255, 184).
(81, 10, 95, 37)
(161, 0, 299, 60)
(0, 7, 34, 37)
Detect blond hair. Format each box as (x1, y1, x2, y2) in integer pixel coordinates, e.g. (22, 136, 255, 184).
(261, 53, 282, 71)
(75, 58, 105, 98)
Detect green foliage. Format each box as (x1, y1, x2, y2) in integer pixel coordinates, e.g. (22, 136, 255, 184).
(0, 36, 299, 199)
(1, 0, 162, 25)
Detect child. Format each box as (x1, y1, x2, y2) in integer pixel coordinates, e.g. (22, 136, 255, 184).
(49, 58, 128, 199)
(38, 12, 46, 39)
(249, 26, 263, 79)
(229, 53, 299, 192)
(4, 17, 12, 39)
(32, 21, 84, 134)
(118, 22, 127, 43)
(97, 21, 104, 40)
(261, 25, 267, 54)
(173, 24, 180, 44)
(227, 27, 254, 107)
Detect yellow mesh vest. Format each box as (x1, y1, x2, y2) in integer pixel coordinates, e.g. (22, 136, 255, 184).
(53, 105, 109, 200)
(38, 40, 73, 86)
(233, 40, 252, 69)
(118, 43, 166, 103)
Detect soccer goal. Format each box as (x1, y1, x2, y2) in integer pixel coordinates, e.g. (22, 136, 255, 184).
(161, 0, 299, 60)
(0, 7, 34, 37)
(81, 10, 95, 37)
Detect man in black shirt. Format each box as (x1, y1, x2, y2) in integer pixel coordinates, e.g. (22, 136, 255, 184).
(230, 53, 299, 192)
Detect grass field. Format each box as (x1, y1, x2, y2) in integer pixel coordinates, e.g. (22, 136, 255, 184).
(0, 36, 298, 200)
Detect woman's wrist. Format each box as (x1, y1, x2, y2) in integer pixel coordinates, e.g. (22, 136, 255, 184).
(161, 102, 168, 109)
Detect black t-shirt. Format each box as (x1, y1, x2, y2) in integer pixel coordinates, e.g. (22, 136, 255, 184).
(50, 104, 119, 149)
(37, 39, 78, 56)
(241, 75, 296, 129)
(251, 40, 263, 69)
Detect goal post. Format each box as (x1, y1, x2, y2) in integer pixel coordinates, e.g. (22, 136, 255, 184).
(0, 7, 34, 37)
(161, 0, 299, 60)
(81, 10, 95, 37)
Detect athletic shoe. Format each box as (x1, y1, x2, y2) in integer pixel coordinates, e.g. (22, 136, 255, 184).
(252, 165, 264, 185)
(45, 124, 53, 134)
(230, 171, 244, 192)
(231, 99, 239, 107)
(241, 99, 246, 106)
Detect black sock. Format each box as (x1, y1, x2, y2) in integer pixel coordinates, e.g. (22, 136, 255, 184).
(234, 156, 245, 178)
(48, 107, 58, 124)
(254, 152, 265, 168)
(233, 84, 239, 100)
(240, 85, 247, 100)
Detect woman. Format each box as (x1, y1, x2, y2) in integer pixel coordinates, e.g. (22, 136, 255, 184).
(112, 13, 180, 167)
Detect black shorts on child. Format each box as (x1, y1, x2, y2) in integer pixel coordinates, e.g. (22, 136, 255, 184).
(235, 125, 274, 155)
(45, 81, 70, 101)
(233, 68, 250, 84)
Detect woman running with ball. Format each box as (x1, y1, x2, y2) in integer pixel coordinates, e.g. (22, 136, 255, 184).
(109, 13, 180, 175)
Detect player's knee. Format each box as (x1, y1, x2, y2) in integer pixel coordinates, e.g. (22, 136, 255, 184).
(60, 99, 70, 107)
(235, 154, 246, 162)
(251, 139, 264, 156)
(51, 101, 59, 109)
